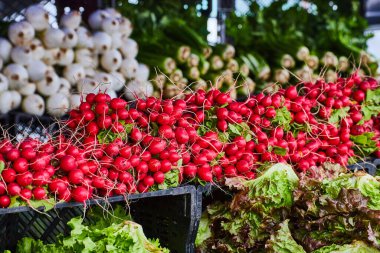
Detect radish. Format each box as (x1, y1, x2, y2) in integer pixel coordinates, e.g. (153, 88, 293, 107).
(33, 187, 47, 200)
(16, 171, 33, 186)
(25, 5, 49, 31)
(0, 195, 10, 208)
(7, 183, 21, 196)
(22, 94, 45, 116)
(1, 168, 17, 182)
(69, 169, 84, 185)
(20, 188, 33, 200)
(8, 21, 35, 46)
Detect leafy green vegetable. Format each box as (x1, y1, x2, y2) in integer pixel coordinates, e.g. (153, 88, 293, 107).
(272, 107, 292, 131)
(265, 220, 306, 253)
(312, 241, 380, 253)
(329, 107, 350, 125)
(195, 212, 212, 247)
(16, 217, 169, 253)
(322, 172, 380, 210)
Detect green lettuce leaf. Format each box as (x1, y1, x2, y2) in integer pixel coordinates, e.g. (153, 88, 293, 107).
(312, 241, 380, 253)
(265, 220, 306, 253)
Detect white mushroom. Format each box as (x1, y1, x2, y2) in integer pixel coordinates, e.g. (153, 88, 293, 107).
(61, 28, 78, 48)
(42, 28, 64, 48)
(88, 10, 110, 30)
(8, 21, 35, 46)
(110, 71, 125, 91)
(3, 64, 28, 88)
(18, 82, 36, 96)
(25, 5, 50, 31)
(124, 80, 153, 100)
(56, 48, 74, 66)
(42, 48, 59, 65)
(100, 49, 122, 72)
(93, 32, 112, 53)
(0, 91, 12, 114)
(69, 94, 81, 109)
(0, 38, 12, 62)
(101, 17, 120, 34)
(135, 64, 150, 82)
(27, 39, 45, 60)
(36, 72, 60, 96)
(120, 58, 138, 79)
(63, 64, 85, 85)
(111, 33, 123, 49)
(46, 93, 70, 117)
(75, 48, 96, 68)
(11, 46, 33, 65)
(9, 90, 21, 110)
(22, 94, 45, 116)
(76, 78, 99, 94)
(26, 60, 47, 81)
(0, 74, 9, 92)
(119, 17, 133, 37)
(119, 38, 138, 59)
(60, 11, 82, 29)
(75, 26, 94, 48)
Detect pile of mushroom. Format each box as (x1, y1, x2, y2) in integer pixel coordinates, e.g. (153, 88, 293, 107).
(0, 5, 152, 117)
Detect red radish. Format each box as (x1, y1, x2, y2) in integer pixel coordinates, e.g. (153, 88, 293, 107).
(7, 183, 21, 196)
(157, 113, 170, 125)
(114, 183, 127, 195)
(60, 155, 77, 171)
(49, 179, 68, 194)
(129, 155, 140, 167)
(108, 169, 119, 180)
(184, 164, 197, 178)
(6, 149, 20, 161)
(13, 158, 29, 173)
(285, 86, 298, 99)
(113, 157, 131, 171)
(1, 168, 16, 183)
(0, 195, 11, 208)
(154, 171, 165, 184)
(105, 143, 119, 157)
(159, 125, 174, 139)
(110, 98, 127, 110)
(148, 139, 166, 155)
(72, 186, 90, 202)
(0, 182, 6, 195)
(353, 90, 365, 102)
(197, 167, 212, 182)
(21, 147, 37, 160)
(69, 169, 84, 185)
(136, 161, 149, 174)
(79, 102, 91, 111)
(143, 176, 154, 187)
(148, 159, 161, 172)
(120, 146, 132, 158)
(141, 151, 152, 162)
(97, 115, 112, 129)
(16, 172, 33, 186)
(92, 176, 105, 189)
(137, 182, 148, 193)
(130, 128, 143, 142)
(175, 127, 189, 144)
(118, 171, 133, 184)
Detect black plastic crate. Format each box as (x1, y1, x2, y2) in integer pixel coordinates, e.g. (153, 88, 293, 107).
(348, 158, 379, 176)
(12, 112, 57, 143)
(0, 185, 200, 253)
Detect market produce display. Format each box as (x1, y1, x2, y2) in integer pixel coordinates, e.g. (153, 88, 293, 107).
(116, 2, 254, 99)
(0, 73, 378, 209)
(195, 163, 380, 252)
(226, 0, 379, 91)
(0, 5, 150, 117)
(12, 205, 168, 253)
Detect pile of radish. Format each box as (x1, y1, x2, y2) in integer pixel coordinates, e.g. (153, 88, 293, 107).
(0, 73, 379, 208)
(0, 5, 151, 117)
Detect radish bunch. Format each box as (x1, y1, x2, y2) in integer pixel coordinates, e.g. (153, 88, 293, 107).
(0, 5, 151, 117)
(0, 73, 379, 208)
